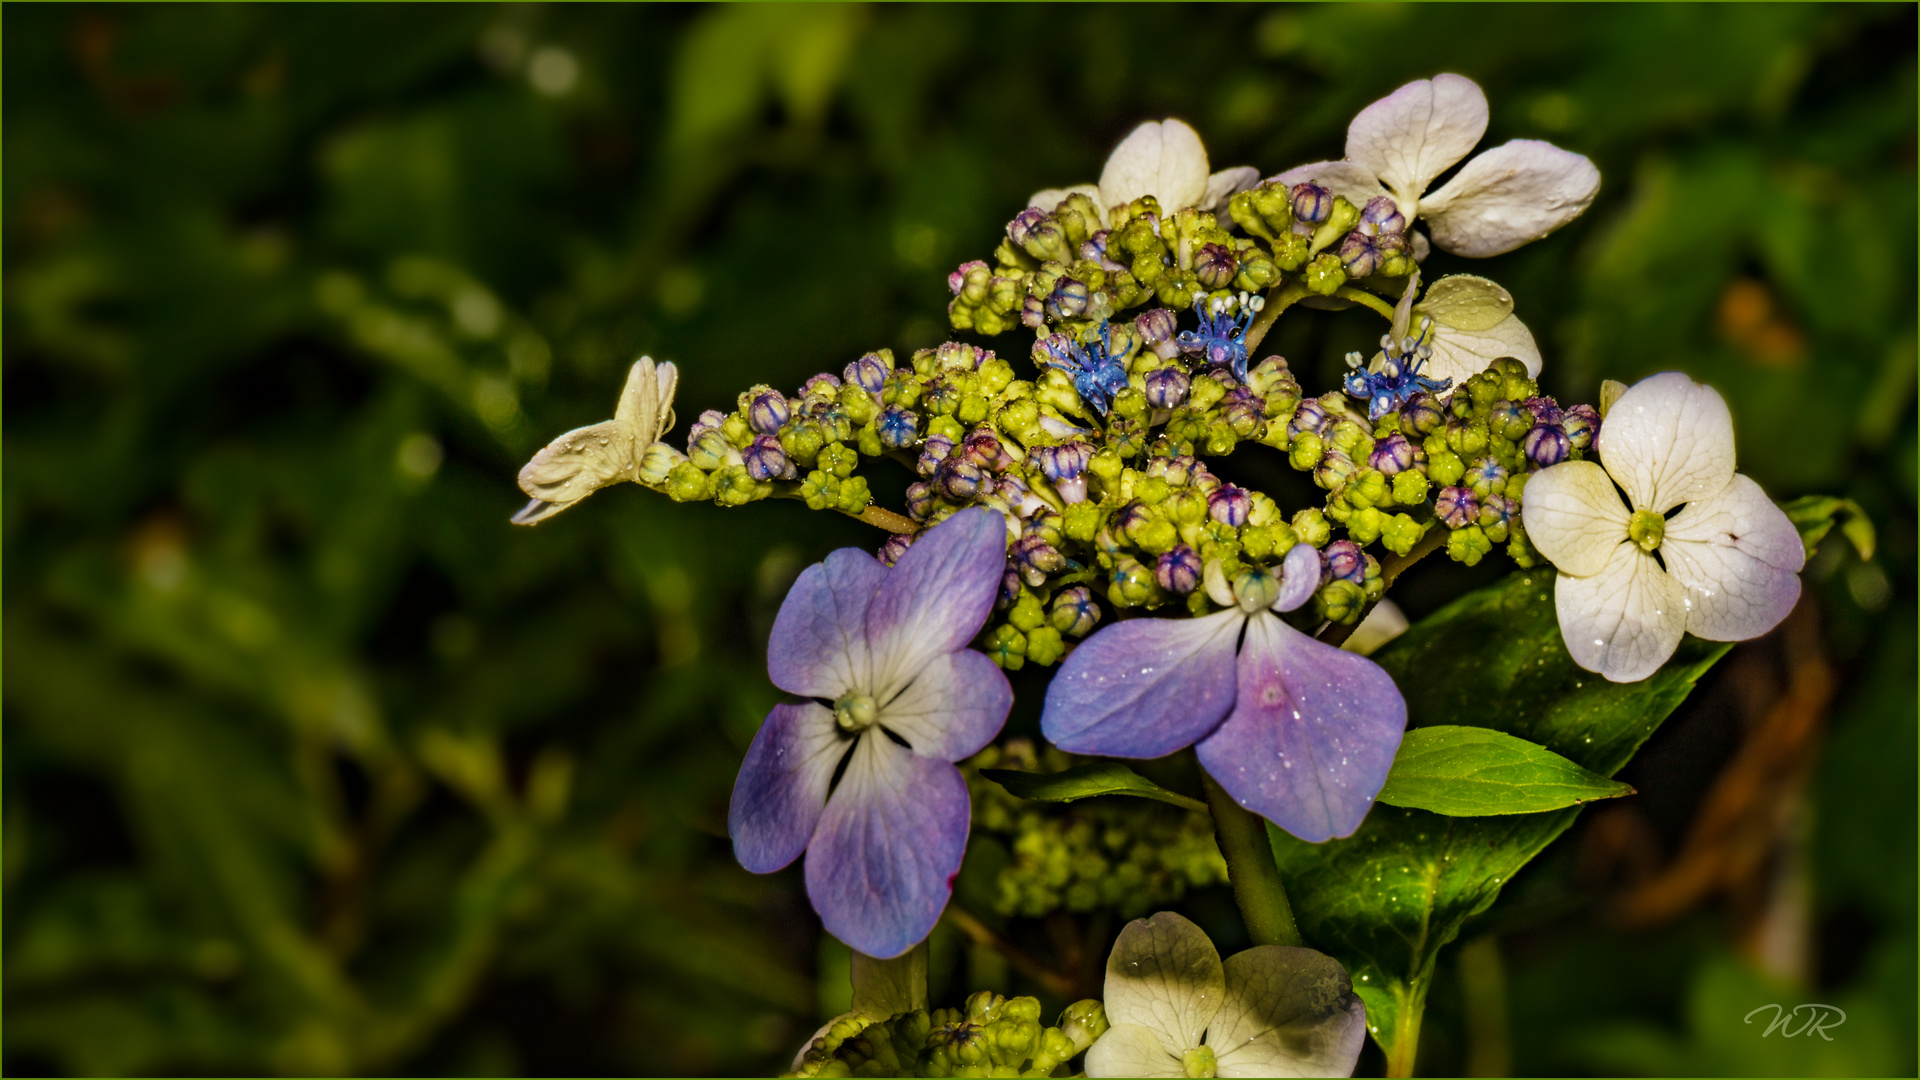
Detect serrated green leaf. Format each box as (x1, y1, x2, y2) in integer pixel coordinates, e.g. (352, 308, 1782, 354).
(1270, 570, 1727, 1064)
(980, 763, 1209, 813)
(1376, 726, 1635, 816)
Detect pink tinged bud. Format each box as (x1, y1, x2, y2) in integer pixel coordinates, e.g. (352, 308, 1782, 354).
(1135, 307, 1179, 345)
(1360, 195, 1406, 236)
(1007, 207, 1048, 246)
(1037, 441, 1094, 503)
(1193, 243, 1238, 290)
(917, 435, 955, 477)
(1290, 398, 1329, 438)
(1291, 181, 1332, 224)
(1435, 485, 1479, 529)
(1207, 485, 1251, 526)
(688, 408, 728, 441)
(948, 260, 988, 296)
(1046, 277, 1090, 319)
(1020, 295, 1047, 329)
(1523, 423, 1572, 467)
(938, 457, 985, 500)
(937, 341, 989, 372)
(1315, 448, 1356, 489)
(904, 481, 935, 520)
(1012, 534, 1065, 585)
(1144, 367, 1191, 409)
(1368, 433, 1417, 475)
(1155, 545, 1202, 594)
(998, 567, 1022, 609)
(1562, 403, 1599, 450)
(877, 532, 914, 566)
(1522, 396, 1564, 426)
(844, 352, 893, 393)
(1323, 539, 1366, 584)
(1400, 392, 1445, 435)
(964, 428, 1012, 471)
(748, 391, 791, 435)
(1338, 231, 1381, 278)
(743, 435, 792, 480)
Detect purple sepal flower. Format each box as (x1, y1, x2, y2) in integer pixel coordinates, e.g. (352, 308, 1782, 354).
(1039, 542, 1406, 842)
(729, 508, 1012, 958)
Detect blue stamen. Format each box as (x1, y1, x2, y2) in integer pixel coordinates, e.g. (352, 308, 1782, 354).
(1175, 294, 1262, 382)
(1343, 320, 1452, 420)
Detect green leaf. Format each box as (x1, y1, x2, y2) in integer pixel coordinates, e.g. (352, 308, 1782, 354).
(1269, 570, 1728, 1067)
(1376, 726, 1635, 816)
(1780, 494, 1876, 561)
(980, 763, 1209, 814)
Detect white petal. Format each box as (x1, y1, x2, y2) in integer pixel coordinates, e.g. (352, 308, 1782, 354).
(1202, 166, 1262, 211)
(514, 418, 640, 508)
(1663, 474, 1805, 642)
(1422, 312, 1541, 388)
(1520, 460, 1632, 578)
(1029, 183, 1102, 213)
(1269, 160, 1391, 213)
(1344, 73, 1487, 210)
(1102, 912, 1226, 1055)
(1414, 275, 1513, 332)
(1084, 1023, 1187, 1079)
(1555, 543, 1689, 683)
(878, 649, 1011, 762)
(1209, 947, 1369, 1079)
(1101, 120, 1211, 214)
(1342, 599, 1409, 656)
(1595, 373, 1737, 514)
(1421, 139, 1601, 257)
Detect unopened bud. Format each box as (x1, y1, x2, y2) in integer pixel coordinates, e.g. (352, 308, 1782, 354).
(1037, 441, 1094, 503)
(843, 351, 893, 394)
(637, 442, 686, 486)
(1338, 230, 1381, 278)
(1323, 539, 1366, 585)
(1156, 545, 1202, 594)
(1368, 433, 1418, 475)
(1208, 484, 1252, 526)
(1144, 366, 1192, 409)
(1435, 485, 1479, 529)
(938, 457, 984, 500)
(743, 435, 793, 481)
(1359, 195, 1406, 236)
(1562, 403, 1599, 450)
(1193, 243, 1238, 290)
(877, 532, 913, 566)
(1051, 586, 1101, 637)
(1523, 423, 1571, 467)
(1291, 181, 1332, 225)
(747, 391, 790, 435)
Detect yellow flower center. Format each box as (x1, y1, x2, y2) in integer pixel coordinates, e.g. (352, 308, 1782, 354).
(1183, 1045, 1217, 1078)
(834, 692, 877, 733)
(1628, 509, 1666, 553)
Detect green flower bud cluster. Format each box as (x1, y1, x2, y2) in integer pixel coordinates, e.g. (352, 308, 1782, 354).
(948, 180, 1415, 339)
(963, 741, 1228, 920)
(787, 991, 1106, 1078)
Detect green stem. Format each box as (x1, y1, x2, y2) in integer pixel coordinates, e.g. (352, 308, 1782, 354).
(1317, 523, 1448, 649)
(1243, 281, 1312, 356)
(1384, 982, 1428, 1078)
(1331, 285, 1399, 321)
(1201, 769, 1302, 948)
(1458, 935, 1512, 1078)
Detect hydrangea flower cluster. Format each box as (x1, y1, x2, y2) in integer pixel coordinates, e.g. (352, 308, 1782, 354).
(513, 73, 1816, 1075)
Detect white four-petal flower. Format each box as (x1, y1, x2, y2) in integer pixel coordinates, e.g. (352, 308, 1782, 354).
(1084, 912, 1367, 1079)
(1276, 74, 1600, 258)
(1030, 119, 1260, 227)
(1521, 373, 1805, 683)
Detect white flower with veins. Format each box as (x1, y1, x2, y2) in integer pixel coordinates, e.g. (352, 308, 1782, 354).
(1377, 268, 1543, 390)
(1084, 912, 1367, 1079)
(512, 357, 678, 525)
(1275, 73, 1600, 258)
(1521, 373, 1806, 683)
(1029, 119, 1259, 227)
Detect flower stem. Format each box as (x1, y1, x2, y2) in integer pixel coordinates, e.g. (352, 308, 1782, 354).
(852, 504, 918, 534)
(1317, 523, 1448, 648)
(1243, 281, 1312, 356)
(1384, 984, 1428, 1078)
(1331, 286, 1400, 321)
(1201, 769, 1302, 948)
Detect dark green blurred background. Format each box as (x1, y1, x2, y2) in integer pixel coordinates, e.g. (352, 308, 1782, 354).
(5, 4, 1914, 1076)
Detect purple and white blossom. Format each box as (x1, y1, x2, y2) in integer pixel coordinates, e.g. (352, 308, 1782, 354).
(1040, 542, 1406, 843)
(1521, 373, 1805, 683)
(727, 508, 1013, 958)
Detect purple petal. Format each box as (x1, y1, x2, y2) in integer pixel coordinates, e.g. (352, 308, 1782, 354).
(805, 735, 970, 959)
(866, 508, 1008, 699)
(728, 702, 846, 873)
(879, 649, 1012, 762)
(768, 548, 889, 698)
(1196, 612, 1406, 843)
(1041, 610, 1242, 758)
(1273, 540, 1322, 613)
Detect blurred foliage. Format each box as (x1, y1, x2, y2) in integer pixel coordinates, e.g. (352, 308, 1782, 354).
(3, 3, 1913, 1076)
